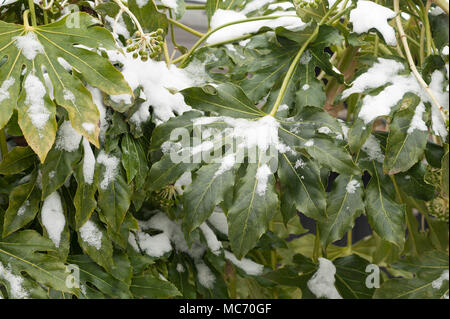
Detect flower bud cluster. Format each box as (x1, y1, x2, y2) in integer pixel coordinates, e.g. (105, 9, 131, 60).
(125, 28, 165, 61)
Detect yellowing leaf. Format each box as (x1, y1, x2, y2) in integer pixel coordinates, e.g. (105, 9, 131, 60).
(0, 13, 132, 161)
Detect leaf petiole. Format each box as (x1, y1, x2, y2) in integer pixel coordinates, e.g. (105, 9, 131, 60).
(167, 18, 204, 38)
(27, 0, 37, 27)
(0, 129, 8, 160)
(178, 15, 300, 67)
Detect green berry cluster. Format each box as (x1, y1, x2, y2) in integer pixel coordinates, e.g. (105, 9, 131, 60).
(424, 166, 449, 222)
(426, 197, 449, 222)
(294, 0, 321, 9)
(126, 28, 165, 61)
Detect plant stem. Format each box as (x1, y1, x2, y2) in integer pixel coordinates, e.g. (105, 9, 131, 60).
(313, 224, 321, 263)
(28, 0, 37, 27)
(167, 17, 204, 37)
(268, 0, 344, 116)
(178, 15, 299, 67)
(23, 9, 31, 29)
(0, 129, 8, 160)
(324, 45, 358, 110)
(171, 53, 187, 64)
(163, 40, 170, 66)
(329, 6, 352, 25)
(255, 250, 268, 265)
(433, 0, 449, 15)
(394, 0, 447, 122)
(168, 9, 184, 57)
(374, 34, 379, 56)
(268, 29, 318, 116)
(186, 4, 206, 10)
(347, 230, 352, 251)
(113, 0, 145, 35)
(390, 175, 403, 203)
(42, 0, 50, 25)
(229, 265, 237, 298)
(419, 22, 426, 64)
(424, 0, 433, 56)
(269, 221, 277, 270)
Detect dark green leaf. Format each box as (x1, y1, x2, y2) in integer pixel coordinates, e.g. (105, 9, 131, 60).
(0, 146, 35, 175)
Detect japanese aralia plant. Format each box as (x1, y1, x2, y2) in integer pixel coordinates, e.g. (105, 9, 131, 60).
(0, 0, 448, 299)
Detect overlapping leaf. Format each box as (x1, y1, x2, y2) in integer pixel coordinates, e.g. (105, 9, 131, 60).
(0, 230, 77, 298)
(374, 251, 449, 299)
(148, 82, 359, 258)
(0, 13, 131, 161)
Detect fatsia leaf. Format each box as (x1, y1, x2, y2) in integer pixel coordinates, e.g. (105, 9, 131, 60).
(149, 110, 202, 151)
(151, 86, 358, 258)
(236, 24, 339, 107)
(374, 251, 449, 299)
(271, 210, 307, 239)
(16, 71, 57, 163)
(424, 140, 445, 168)
(296, 136, 360, 175)
(383, 95, 429, 175)
(130, 273, 181, 298)
(195, 259, 229, 298)
(73, 157, 98, 230)
(41, 143, 82, 199)
(77, 216, 114, 272)
(146, 153, 200, 192)
(0, 13, 132, 160)
(228, 161, 279, 259)
(348, 116, 372, 154)
(333, 254, 375, 299)
(278, 153, 326, 222)
(0, 146, 35, 175)
(121, 134, 148, 188)
(168, 254, 196, 298)
(2, 170, 41, 237)
(237, 38, 298, 104)
(109, 252, 133, 285)
(182, 163, 235, 234)
(309, 46, 345, 83)
(319, 174, 364, 248)
(279, 113, 359, 175)
(39, 193, 71, 260)
(68, 255, 132, 299)
(106, 211, 139, 250)
(278, 24, 345, 83)
(182, 83, 265, 119)
(266, 253, 374, 299)
(429, 10, 449, 51)
(97, 152, 131, 233)
(294, 61, 326, 110)
(0, 230, 77, 298)
(364, 161, 406, 248)
(395, 162, 436, 202)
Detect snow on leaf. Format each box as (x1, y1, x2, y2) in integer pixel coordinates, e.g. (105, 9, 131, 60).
(0, 13, 132, 160)
(349, 1, 397, 46)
